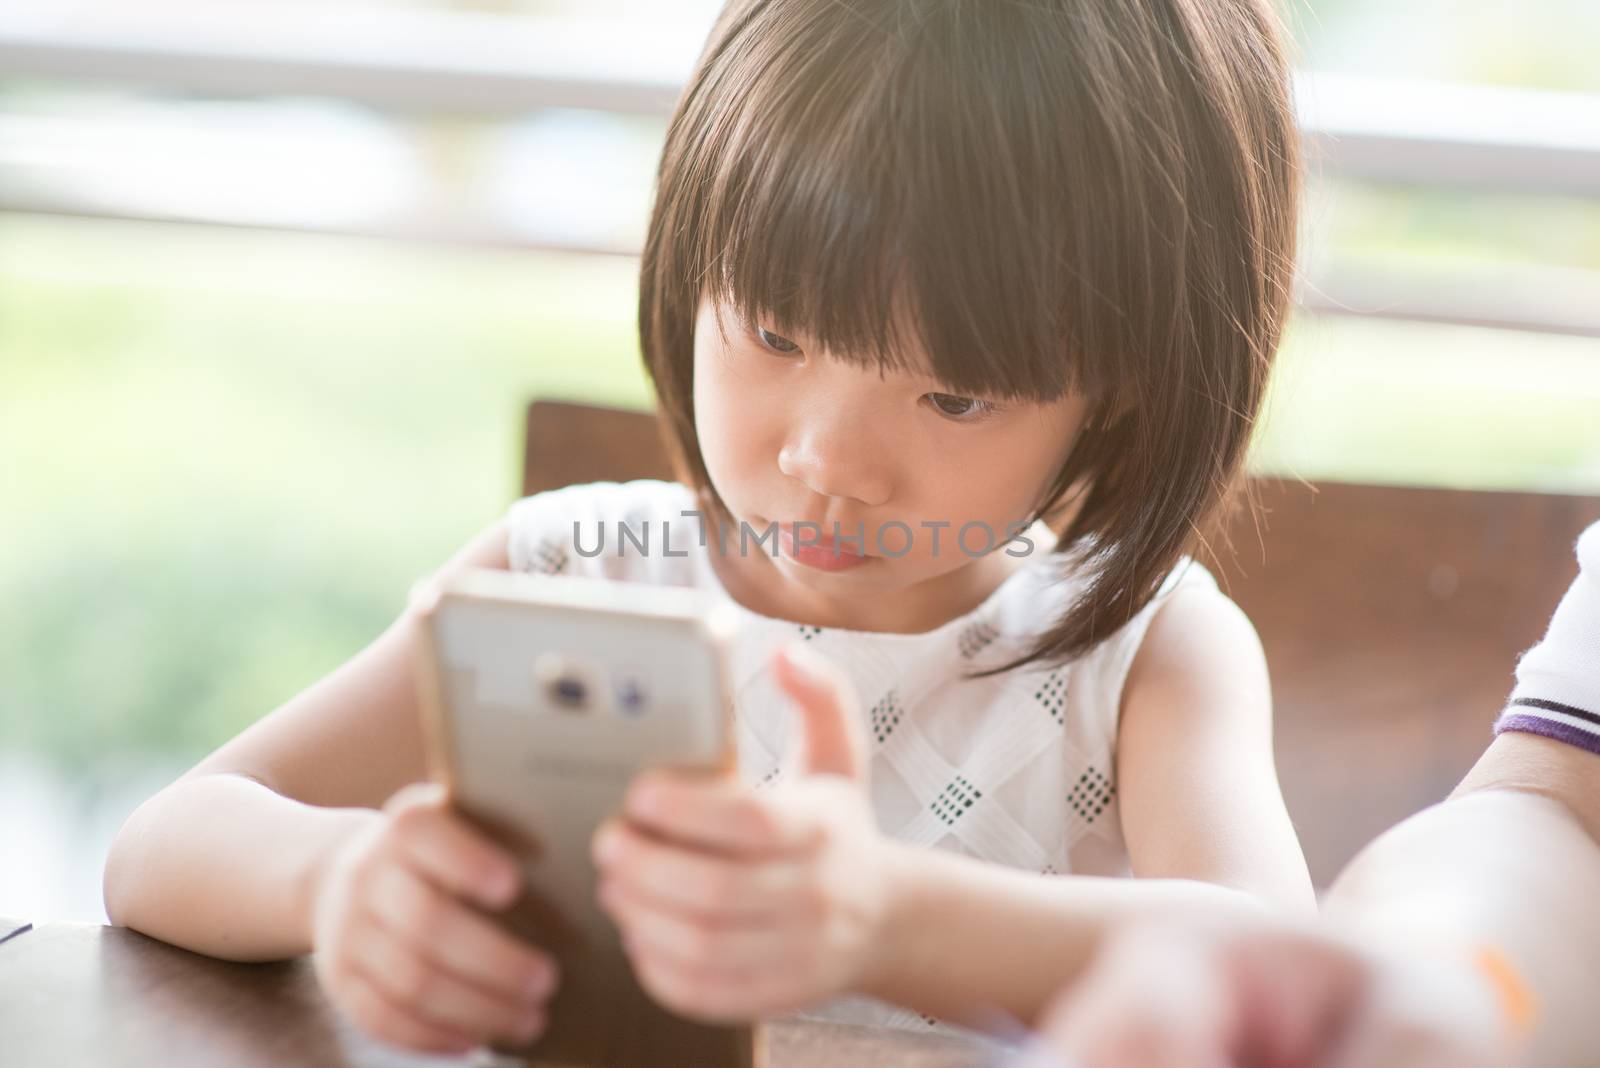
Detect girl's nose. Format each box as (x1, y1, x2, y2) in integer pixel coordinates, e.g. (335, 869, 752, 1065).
(777, 414, 893, 508)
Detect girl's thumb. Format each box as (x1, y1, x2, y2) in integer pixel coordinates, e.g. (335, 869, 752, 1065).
(774, 642, 868, 783)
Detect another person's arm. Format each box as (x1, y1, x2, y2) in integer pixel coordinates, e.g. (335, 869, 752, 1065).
(1315, 521, 1600, 1065)
(1033, 522, 1600, 1067)
(1034, 737, 1600, 1068)
(1318, 733, 1600, 1067)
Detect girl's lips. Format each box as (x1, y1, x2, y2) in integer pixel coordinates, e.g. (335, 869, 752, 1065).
(777, 525, 872, 571)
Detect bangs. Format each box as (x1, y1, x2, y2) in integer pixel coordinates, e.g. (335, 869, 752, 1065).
(678, 2, 1101, 404)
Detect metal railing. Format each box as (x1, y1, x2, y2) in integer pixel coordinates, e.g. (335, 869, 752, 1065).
(3, 11, 1598, 338)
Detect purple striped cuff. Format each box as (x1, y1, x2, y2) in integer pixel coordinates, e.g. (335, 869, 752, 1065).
(1494, 711, 1600, 758)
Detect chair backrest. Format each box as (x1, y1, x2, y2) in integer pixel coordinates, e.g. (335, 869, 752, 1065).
(523, 398, 1600, 884)
(1209, 479, 1599, 883)
(522, 399, 678, 497)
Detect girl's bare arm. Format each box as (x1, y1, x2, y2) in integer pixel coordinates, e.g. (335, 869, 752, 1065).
(102, 519, 511, 960)
(858, 843, 1267, 1029)
(1113, 582, 1316, 914)
(859, 585, 1313, 1027)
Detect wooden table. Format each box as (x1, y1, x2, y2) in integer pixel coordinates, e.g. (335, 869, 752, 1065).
(0, 921, 1010, 1066)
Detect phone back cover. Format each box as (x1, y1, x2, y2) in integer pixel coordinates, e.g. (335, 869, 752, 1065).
(417, 573, 763, 1067)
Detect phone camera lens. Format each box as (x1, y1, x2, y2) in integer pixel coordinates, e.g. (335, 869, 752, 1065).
(549, 674, 588, 710)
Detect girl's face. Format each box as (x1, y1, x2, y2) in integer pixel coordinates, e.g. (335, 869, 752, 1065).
(692, 295, 1091, 633)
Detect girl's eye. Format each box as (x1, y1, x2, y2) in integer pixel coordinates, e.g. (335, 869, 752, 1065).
(756, 327, 800, 354)
(926, 393, 997, 421)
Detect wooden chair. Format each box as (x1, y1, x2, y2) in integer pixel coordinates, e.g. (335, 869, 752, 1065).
(522, 398, 1600, 885)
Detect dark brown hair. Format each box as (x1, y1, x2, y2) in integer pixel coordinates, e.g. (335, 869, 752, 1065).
(639, 0, 1301, 676)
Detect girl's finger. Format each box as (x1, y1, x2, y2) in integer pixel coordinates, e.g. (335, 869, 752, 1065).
(592, 818, 807, 920)
(772, 643, 868, 782)
(599, 873, 800, 974)
(364, 861, 557, 1007)
(619, 774, 822, 856)
(386, 797, 522, 911)
(348, 921, 546, 1045)
(625, 940, 772, 1024)
(337, 966, 481, 1055)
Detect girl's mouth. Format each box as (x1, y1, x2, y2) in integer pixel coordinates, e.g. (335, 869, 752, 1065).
(777, 524, 872, 571)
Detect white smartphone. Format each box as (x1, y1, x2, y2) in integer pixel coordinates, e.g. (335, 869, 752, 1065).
(411, 566, 764, 1067)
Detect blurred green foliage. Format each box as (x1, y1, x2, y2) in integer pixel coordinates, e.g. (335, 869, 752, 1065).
(0, 213, 650, 768)
(1282, 0, 1600, 93)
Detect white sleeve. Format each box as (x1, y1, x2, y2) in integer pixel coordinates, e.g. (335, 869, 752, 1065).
(504, 482, 593, 576)
(1494, 522, 1600, 757)
(503, 479, 701, 585)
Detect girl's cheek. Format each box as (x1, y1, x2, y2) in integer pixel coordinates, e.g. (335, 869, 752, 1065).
(696, 360, 757, 451)
(704, 407, 778, 497)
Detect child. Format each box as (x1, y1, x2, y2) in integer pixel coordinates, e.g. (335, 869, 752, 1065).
(104, 0, 1313, 1053)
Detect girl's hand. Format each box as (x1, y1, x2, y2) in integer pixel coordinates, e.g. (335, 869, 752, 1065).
(1031, 917, 1516, 1068)
(308, 782, 561, 1055)
(591, 643, 891, 1022)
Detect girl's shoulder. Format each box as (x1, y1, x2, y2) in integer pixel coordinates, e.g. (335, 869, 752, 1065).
(1005, 555, 1223, 724)
(503, 478, 704, 586)
(1088, 556, 1222, 676)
